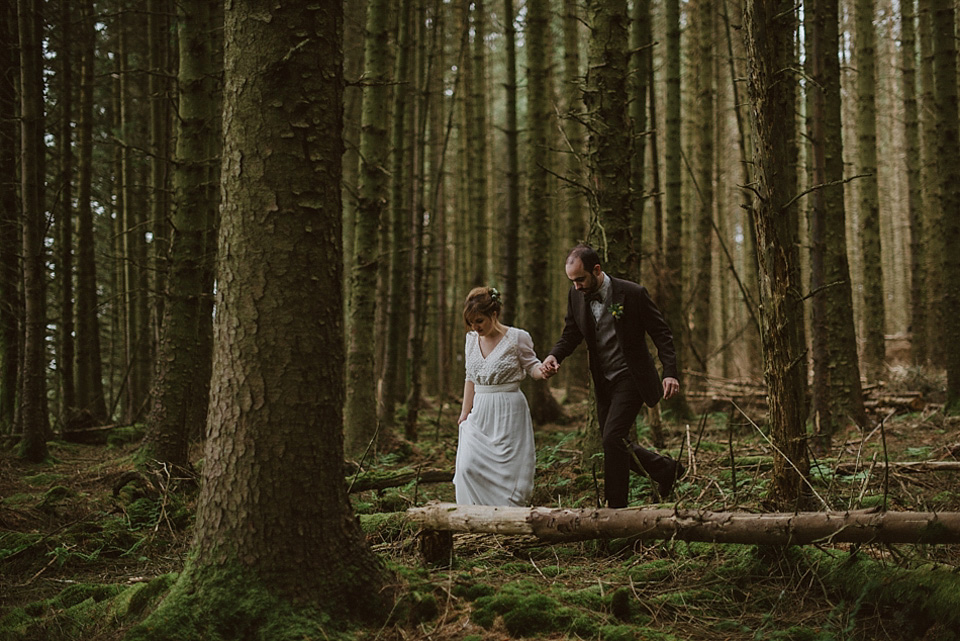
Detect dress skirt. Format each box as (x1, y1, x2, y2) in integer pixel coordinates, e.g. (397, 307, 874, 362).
(453, 382, 536, 506)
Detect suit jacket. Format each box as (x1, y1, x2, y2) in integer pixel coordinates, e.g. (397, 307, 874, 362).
(548, 276, 678, 407)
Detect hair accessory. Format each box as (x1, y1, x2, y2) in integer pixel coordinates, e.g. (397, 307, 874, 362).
(490, 287, 501, 304)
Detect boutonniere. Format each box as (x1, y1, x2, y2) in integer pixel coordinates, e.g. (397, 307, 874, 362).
(608, 303, 624, 320)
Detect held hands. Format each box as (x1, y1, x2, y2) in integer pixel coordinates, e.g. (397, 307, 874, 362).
(540, 355, 560, 379)
(663, 376, 680, 400)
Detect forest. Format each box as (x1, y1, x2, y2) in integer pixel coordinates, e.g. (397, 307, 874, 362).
(2, 0, 960, 639)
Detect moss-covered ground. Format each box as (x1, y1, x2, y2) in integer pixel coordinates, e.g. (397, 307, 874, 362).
(2, 366, 960, 640)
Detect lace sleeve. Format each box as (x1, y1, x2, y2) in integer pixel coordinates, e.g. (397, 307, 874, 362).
(515, 329, 543, 377)
(464, 332, 477, 383)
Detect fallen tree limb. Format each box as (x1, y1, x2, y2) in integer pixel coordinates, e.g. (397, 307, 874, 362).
(835, 461, 960, 475)
(406, 502, 960, 545)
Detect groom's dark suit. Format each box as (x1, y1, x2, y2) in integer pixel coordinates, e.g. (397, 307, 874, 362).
(549, 276, 681, 508)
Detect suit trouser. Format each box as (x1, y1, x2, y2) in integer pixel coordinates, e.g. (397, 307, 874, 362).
(597, 372, 676, 508)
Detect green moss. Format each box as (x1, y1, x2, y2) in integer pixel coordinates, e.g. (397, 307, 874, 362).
(22, 472, 65, 487)
(0, 493, 35, 507)
(108, 425, 146, 448)
(451, 581, 495, 601)
(36, 485, 74, 510)
(0, 532, 44, 562)
(125, 559, 367, 641)
(358, 511, 413, 540)
(628, 559, 674, 583)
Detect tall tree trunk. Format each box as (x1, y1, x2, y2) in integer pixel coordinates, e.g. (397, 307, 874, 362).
(0, 0, 19, 434)
(560, 0, 589, 396)
(854, 0, 886, 382)
(404, 0, 430, 441)
(381, 0, 413, 432)
(471, 0, 489, 285)
(743, 0, 810, 509)
(629, 0, 650, 273)
(900, 0, 925, 365)
(692, 0, 715, 376)
(501, 0, 520, 326)
(130, 5, 391, 633)
(18, 0, 48, 460)
(57, 0, 76, 424)
(345, 0, 391, 457)
(806, 0, 867, 445)
(585, 0, 634, 277)
(931, 0, 960, 411)
(662, 0, 692, 417)
(75, 0, 108, 425)
(524, 0, 561, 424)
(147, 0, 171, 353)
(342, 0, 367, 319)
(143, 0, 219, 470)
(918, 0, 943, 366)
(429, 0, 449, 398)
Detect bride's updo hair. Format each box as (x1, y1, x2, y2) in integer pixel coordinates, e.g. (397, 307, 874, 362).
(463, 286, 502, 327)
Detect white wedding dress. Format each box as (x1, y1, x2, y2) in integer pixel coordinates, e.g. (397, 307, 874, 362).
(454, 327, 541, 507)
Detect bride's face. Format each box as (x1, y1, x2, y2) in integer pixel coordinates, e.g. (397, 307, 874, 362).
(469, 313, 499, 337)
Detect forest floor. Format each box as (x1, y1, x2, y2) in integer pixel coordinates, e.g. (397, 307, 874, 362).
(2, 363, 960, 640)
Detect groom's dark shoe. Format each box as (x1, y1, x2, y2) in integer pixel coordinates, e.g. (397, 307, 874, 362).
(657, 461, 686, 499)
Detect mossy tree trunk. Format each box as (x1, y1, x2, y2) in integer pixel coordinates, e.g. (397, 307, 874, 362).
(345, 0, 391, 457)
(75, 0, 108, 426)
(854, 0, 886, 382)
(133, 4, 393, 634)
(931, 0, 960, 412)
(18, 0, 49, 461)
(0, 0, 18, 435)
(471, 0, 489, 285)
(743, 0, 810, 509)
(805, 0, 867, 445)
(629, 0, 650, 274)
(900, 0, 925, 365)
(143, 0, 220, 471)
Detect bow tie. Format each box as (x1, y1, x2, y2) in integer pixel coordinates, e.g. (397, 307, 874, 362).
(585, 292, 603, 304)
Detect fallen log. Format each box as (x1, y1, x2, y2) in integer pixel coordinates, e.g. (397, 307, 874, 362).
(406, 502, 960, 545)
(835, 461, 960, 475)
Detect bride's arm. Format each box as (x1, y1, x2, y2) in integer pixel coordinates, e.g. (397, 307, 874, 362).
(458, 379, 475, 424)
(516, 329, 546, 380)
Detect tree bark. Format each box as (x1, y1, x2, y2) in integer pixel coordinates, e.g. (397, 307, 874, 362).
(407, 503, 960, 545)
(140, 1, 392, 626)
(143, 0, 220, 470)
(18, 0, 49, 460)
(523, 0, 561, 424)
(931, 0, 960, 411)
(57, 0, 76, 423)
(345, 0, 392, 457)
(501, 0, 520, 327)
(805, 0, 868, 443)
(74, 0, 108, 425)
(0, 0, 20, 435)
(743, 0, 810, 508)
(854, 0, 886, 382)
(900, 0, 925, 365)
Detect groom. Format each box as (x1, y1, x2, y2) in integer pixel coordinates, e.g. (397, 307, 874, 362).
(542, 244, 684, 508)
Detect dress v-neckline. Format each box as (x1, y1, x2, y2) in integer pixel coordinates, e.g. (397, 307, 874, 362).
(478, 327, 509, 360)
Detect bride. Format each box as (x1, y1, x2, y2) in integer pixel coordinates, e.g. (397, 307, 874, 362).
(454, 286, 548, 506)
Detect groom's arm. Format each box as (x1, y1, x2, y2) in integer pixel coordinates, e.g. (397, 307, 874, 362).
(548, 289, 584, 363)
(636, 286, 678, 379)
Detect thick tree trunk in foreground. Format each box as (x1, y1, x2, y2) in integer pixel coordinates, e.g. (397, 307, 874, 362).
(407, 503, 960, 545)
(131, 5, 391, 634)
